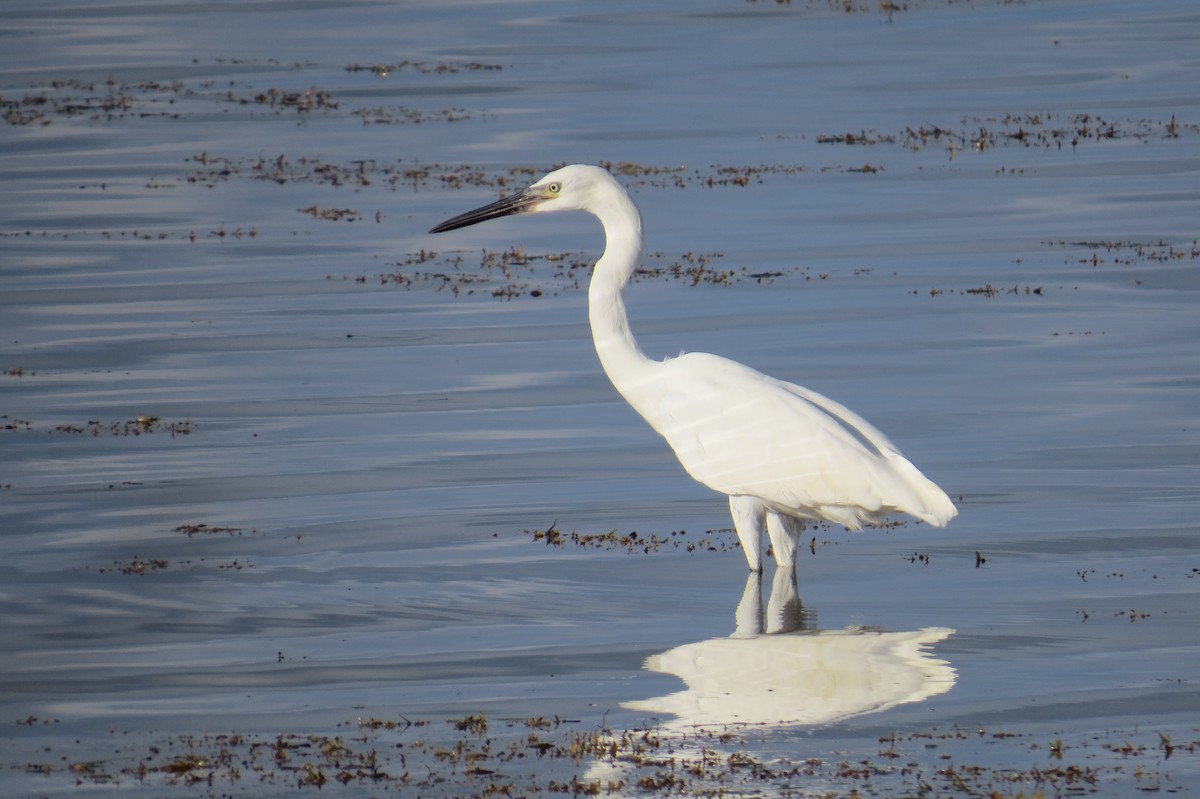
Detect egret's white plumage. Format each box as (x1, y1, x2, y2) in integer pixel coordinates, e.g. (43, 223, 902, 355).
(431, 164, 956, 571)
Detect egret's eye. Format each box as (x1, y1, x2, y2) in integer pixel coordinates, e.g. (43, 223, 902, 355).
(547, 182, 561, 194)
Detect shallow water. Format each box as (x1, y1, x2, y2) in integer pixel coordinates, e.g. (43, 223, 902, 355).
(2, 0, 1199, 795)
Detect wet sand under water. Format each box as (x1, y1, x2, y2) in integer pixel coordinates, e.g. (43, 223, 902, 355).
(1, 0, 1199, 795)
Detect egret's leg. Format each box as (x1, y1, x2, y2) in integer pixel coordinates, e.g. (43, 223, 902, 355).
(765, 512, 805, 570)
(728, 495, 766, 572)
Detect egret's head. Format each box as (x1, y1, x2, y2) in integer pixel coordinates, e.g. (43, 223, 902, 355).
(429, 164, 617, 234)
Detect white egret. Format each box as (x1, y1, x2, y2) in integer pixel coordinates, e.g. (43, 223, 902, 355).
(430, 164, 956, 571)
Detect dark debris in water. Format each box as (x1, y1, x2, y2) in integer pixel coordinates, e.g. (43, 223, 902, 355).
(298, 204, 360, 222)
(529, 524, 738, 557)
(98, 555, 170, 576)
(921, 239, 1199, 301)
(4, 73, 1194, 316)
(750, 0, 1063, 14)
(815, 113, 1194, 156)
(0, 71, 486, 128)
(345, 60, 503, 77)
(95, 555, 254, 576)
(175, 523, 247, 537)
(178, 155, 818, 192)
(923, 283, 1045, 298)
(360, 247, 759, 298)
(5, 74, 1191, 311)
(1051, 238, 1200, 268)
(523, 519, 908, 558)
(10, 714, 1199, 797)
(0, 417, 194, 438)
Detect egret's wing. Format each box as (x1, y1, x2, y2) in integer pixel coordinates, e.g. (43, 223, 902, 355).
(768, 377, 957, 525)
(773, 381, 900, 458)
(635, 353, 954, 528)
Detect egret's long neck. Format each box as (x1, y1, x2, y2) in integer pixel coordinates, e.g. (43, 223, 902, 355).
(587, 196, 655, 399)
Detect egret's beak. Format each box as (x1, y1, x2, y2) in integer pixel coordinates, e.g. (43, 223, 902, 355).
(429, 186, 546, 234)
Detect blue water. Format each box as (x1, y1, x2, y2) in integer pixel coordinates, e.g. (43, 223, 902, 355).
(2, 0, 1198, 795)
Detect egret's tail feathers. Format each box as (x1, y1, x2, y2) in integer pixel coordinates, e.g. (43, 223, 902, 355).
(885, 453, 957, 528)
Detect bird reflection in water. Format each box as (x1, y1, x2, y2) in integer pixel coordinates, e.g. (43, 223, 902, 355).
(624, 569, 955, 732)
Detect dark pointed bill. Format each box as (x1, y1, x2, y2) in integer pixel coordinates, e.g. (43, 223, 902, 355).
(429, 187, 542, 234)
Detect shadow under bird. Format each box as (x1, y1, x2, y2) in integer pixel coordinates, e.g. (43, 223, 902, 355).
(430, 164, 956, 571)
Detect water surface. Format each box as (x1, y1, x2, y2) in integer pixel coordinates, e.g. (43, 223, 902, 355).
(2, 0, 1198, 795)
